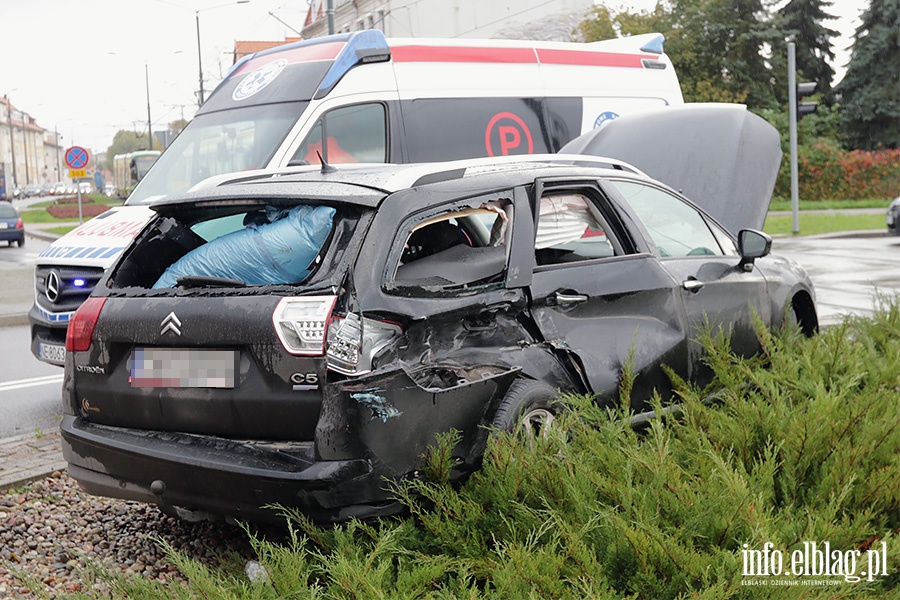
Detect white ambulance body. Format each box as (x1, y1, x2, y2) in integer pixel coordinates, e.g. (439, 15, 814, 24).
(30, 29, 683, 364)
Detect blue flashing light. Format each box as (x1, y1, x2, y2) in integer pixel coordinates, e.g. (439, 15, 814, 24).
(73, 278, 86, 287)
(640, 34, 665, 55)
(315, 30, 390, 100)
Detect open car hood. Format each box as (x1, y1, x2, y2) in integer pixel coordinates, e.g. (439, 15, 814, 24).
(560, 103, 782, 233)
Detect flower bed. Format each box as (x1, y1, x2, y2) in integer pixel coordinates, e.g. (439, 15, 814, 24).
(46, 203, 110, 219)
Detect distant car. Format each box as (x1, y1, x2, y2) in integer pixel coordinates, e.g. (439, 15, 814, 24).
(0, 201, 24, 247)
(78, 181, 93, 194)
(887, 197, 900, 236)
(23, 183, 43, 197)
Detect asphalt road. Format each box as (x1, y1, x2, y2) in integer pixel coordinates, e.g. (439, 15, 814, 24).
(772, 232, 900, 327)
(0, 324, 63, 438)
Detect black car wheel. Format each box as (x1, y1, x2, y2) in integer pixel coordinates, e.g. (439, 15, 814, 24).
(492, 379, 561, 440)
(17, 237, 24, 247)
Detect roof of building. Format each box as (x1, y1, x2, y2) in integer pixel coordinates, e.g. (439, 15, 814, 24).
(233, 38, 303, 64)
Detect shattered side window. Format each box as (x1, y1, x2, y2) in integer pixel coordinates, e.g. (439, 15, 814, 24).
(391, 200, 512, 290)
(535, 194, 616, 266)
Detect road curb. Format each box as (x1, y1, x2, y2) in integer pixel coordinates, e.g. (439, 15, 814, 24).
(26, 228, 62, 242)
(0, 314, 30, 328)
(0, 430, 66, 492)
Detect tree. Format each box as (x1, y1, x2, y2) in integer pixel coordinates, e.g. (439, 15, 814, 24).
(579, 1, 780, 109)
(103, 130, 150, 171)
(836, 0, 900, 150)
(777, 0, 839, 105)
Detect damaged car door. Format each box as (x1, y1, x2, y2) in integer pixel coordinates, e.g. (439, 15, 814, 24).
(524, 180, 691, 412)
(323, 187, 539, 479)
(606, 179, 771, 383)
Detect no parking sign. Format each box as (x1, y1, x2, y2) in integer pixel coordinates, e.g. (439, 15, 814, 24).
(65, 146, 90, 170)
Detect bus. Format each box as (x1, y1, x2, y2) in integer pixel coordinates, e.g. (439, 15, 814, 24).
(113, 151, 160, 198)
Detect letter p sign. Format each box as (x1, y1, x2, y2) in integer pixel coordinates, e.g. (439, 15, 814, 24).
(485, 112, 534, 157)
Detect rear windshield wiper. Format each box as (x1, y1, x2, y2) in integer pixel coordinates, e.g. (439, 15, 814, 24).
(176, 276, 246, 288)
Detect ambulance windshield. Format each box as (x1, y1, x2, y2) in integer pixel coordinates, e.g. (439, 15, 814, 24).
(126, 101, 307, 205)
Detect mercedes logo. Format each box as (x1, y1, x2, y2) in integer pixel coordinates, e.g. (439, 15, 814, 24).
(46, 270, 61, 304)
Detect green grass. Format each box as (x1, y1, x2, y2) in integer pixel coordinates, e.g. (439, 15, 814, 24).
(42, 225, 79, 236)
(49, 301, 900, 599)
(764, 212, 886, 236)
(769, 198, 890, 211)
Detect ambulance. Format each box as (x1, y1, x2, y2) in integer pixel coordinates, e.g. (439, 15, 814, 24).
(30, 29, 683, 365)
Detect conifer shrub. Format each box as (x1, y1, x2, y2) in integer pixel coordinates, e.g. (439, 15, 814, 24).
(73, 299, 900, 599)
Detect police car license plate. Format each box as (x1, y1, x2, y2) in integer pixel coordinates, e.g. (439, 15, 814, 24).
(129, 348, 236, 388)
(39, 342, 66, 364)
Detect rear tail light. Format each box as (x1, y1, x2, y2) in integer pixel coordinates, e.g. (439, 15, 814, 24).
(326, 313, 402, 376)
(273, 296, 337, 355)
(15, 218, 23, 229)
(66, 297, 107, 352)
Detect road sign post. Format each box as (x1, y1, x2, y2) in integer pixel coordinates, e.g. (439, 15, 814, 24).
(65, 146, 90, 224)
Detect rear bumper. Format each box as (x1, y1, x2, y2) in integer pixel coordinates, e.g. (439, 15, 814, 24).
(60, 415, 401, 523)
(0, 228, 24, 242)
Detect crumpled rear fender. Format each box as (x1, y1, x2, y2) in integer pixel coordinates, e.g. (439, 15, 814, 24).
(317, 363, 521, 478)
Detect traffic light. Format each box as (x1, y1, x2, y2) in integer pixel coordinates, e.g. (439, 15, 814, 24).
(797, 82, 817, 120)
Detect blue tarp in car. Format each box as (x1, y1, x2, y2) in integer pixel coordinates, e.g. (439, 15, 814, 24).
(153, 204, 335, 288)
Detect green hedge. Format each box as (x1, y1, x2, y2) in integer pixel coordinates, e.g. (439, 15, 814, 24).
(775, 139, 900, 201)
(74, 301, 900, 599)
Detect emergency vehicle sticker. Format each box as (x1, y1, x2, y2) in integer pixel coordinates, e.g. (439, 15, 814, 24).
(593, 111, 620, 128)
(233, 60, 288, 101)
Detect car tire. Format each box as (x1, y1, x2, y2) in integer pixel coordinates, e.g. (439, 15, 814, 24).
(492, 379, 561, 439)
(16, 237, 24, 247)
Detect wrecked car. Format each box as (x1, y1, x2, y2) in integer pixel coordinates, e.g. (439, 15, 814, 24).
(61, 115, 818, 523)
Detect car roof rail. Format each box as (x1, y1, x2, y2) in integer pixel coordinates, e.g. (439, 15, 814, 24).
(185, 154, 645, 195)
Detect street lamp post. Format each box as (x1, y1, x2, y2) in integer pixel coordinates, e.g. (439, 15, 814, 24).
(196, 1, 250, 107)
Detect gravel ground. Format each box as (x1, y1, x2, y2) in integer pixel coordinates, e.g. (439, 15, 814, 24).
(0, 471, 278, 598)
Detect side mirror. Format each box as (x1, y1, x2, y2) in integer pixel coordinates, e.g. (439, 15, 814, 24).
(737, 229, 772, 272)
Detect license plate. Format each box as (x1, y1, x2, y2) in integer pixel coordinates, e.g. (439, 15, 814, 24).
(0, 222, 7, 229)
(129, 348, 236, 388)
(39, 342, 66, 364)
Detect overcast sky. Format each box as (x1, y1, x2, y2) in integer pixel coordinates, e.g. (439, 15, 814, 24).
(0, 0, 864, 154)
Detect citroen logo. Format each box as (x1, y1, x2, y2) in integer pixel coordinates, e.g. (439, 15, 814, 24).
(160, 312, 182, 336)
(46, 271, 61, 304)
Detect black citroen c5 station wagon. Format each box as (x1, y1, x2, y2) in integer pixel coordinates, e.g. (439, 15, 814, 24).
(61, 107, 818, 523)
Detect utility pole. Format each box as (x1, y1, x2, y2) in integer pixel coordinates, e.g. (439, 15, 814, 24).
(196, 11, 205, 107)
(55, 126, 61, 181)
(788, 42, 800, 235)
(22, 119, 30, 185)
(6, 96, 18, 191)
(146, 64, 153, 151)
(327, 0, 335, 34)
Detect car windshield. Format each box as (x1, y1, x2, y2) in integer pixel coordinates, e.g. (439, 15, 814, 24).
(126, 101, 308, 205)
(0, 203, 17, 218)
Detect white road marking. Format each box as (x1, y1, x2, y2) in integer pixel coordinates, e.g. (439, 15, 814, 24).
(0, 374, 64, 393)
